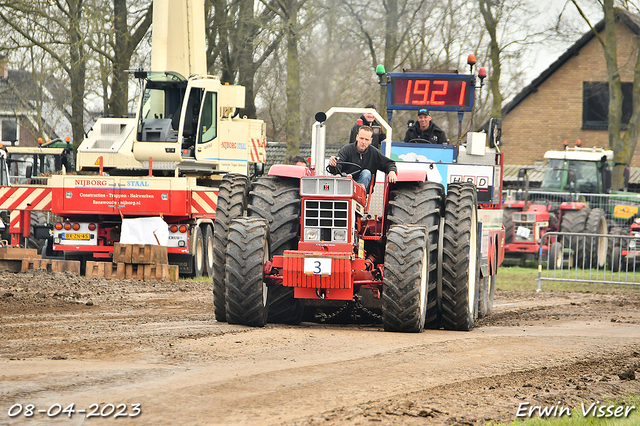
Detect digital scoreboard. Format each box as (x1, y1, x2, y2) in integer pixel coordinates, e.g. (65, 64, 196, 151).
(386, 73, 475, 112)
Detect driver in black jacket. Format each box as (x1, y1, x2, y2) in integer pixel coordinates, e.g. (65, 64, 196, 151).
(328, 126, 397, 191)
(404, 108, 447, 144)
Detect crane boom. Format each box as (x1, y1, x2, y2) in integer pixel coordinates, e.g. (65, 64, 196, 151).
(151, 0, 207, 77)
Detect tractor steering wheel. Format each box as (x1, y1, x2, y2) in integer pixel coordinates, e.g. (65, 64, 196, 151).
(407, 138, 431, 144)
(327, 160, 363, 177)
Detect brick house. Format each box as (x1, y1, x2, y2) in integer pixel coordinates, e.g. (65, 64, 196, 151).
(0, 54, 72, 147)
(501, 9, 640, 186)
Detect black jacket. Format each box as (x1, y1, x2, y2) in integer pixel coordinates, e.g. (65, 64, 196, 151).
(403, 121, 447, 144)
(329, 143, 397, 182)
(349, 115, 386, 150)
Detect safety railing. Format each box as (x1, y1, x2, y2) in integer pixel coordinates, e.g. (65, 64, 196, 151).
(537, 231, 640, 290)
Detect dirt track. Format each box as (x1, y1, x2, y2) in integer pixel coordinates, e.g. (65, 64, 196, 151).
(1, 270, 640, 426)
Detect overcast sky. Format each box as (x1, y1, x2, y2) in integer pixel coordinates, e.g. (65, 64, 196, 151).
(523, 0, 604, 86)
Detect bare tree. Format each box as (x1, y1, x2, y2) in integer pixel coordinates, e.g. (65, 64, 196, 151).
(571, 0, 640, 188)
(206, 0, 281, 118)
(478, 0, 555, 121)
(340, 0, 427, 121)
(0, 0, 87, 147)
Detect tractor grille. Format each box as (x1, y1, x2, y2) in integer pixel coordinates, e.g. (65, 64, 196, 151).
(514, 222, 535, 242)
(513, 213, 536, 222)
(303, 200, 349, 242)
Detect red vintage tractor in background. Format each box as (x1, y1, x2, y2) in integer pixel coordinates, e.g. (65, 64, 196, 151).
(503, 146, 609, 268)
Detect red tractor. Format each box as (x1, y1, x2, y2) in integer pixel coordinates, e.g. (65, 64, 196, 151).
(503, 160, 608, 268)
(214, 101, 505, 331)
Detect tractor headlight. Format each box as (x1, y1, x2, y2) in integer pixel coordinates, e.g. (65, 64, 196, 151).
(305, 228, 320, 241)
(630, 240, 636, 249)
(332, 229, 348, 242)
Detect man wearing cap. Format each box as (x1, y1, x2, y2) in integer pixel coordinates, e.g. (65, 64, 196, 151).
(348, 103, 386, 150)
(404, 108, 447, 144)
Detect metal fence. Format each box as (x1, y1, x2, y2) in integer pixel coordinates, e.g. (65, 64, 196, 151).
(503, 189, 640, 228)
(537, 231, 640, 290)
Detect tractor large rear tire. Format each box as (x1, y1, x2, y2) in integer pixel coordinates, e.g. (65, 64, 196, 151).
(212, 174, 249, 322)
(440, 183, 479, 331)
(502, 207, 518, 245)
(382, 225, 428, 333)
(582, 208, 608, 268)
(248, 176, 303, 324)
(387, 181, 444, 329)
(560, 207, 590, 268)
(225, 218, 269, 327)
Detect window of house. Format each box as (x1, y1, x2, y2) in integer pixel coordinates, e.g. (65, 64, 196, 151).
(1, 119, 17, 143)
(583, 82, 633, 130)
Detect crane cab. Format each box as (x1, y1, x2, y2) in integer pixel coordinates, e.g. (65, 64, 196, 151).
(132, 71, 260, 175)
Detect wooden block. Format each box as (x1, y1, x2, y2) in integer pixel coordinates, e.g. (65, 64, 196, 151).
(168, 265, 179, 281)
(125, 263, 144, 280)
(0, 247, 39, 260)
(21, 259, 49, 271)
(22, 259, 40, 271)
(50, 260, 81, 274)
(104, 262, 126, 279)
(21, 259, 80, 274)
(113, 243, 132, 263)
(143, 264, 170, 281)
(0, 259, 22, 273)
(85, 261, 106, 278)
(131, 244, 168, 265)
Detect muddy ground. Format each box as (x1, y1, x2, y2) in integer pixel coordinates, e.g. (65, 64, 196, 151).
(1, 270, 639, 426)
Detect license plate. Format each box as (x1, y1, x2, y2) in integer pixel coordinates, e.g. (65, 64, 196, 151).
(62, 233, 90, 240)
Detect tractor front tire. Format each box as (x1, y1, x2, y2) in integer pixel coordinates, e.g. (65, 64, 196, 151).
(440, 183, 479, 331)
(266, 285, 304, 325)
(225, 218, 269, 327)
(387, 181, 444, 329)
(248, 176, 303, 324)
(248, 176, 301, 255)
(212, 174, 249, 322)
(382, 225, 429, 333)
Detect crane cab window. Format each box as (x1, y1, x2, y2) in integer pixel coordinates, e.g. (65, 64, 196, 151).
(137, 72, 187, 142)
(198, 92, 217, 144)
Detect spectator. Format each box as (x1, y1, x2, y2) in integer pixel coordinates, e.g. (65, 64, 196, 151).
(289, 155, 308, 167)
(349, 103, 386, 150)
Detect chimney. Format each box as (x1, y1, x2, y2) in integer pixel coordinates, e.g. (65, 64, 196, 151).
(0, 55, 7, 79)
